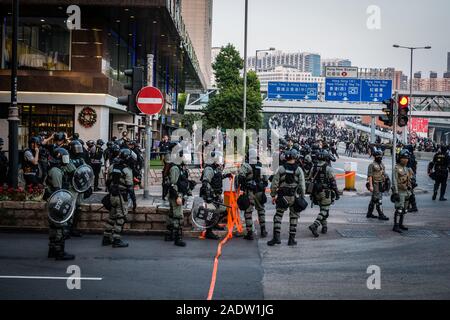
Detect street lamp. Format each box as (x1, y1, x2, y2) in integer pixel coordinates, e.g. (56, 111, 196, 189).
(393, 44, 431, 143)
(255, 48, 275, 72)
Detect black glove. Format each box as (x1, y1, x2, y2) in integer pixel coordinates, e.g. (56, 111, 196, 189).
(391, 193, 400, 203)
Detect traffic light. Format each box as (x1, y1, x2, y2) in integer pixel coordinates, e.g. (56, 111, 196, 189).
(118, 66, 144, 114)
(397, 95, 409, 127)
(379, 98, 394, 127)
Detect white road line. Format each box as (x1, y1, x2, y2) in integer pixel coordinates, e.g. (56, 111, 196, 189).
(0, 276, 102, 280)
(334, 167, 368, 179)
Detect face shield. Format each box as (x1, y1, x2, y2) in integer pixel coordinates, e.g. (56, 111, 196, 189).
(62, 154, 70, 165)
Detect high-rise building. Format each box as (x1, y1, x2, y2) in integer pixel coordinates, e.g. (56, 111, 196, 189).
(247, 50, 321, 76)
(394, 71, 408, 91)
(430, 71, 438, 79)
(447, 52, 450, 72)
(256, 66, 325, 93)
(182, 0, 213, 88)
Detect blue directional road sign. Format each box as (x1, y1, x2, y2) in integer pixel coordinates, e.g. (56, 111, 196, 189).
(325, 78, 361, 102)
(268, 82, 318, 100)
(361, 79, 393, 102)
(325, 78, 393, 103)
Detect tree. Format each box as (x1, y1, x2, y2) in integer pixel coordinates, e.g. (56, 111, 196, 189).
(204, 44, 262, 130)
(177, 93, 188, 114)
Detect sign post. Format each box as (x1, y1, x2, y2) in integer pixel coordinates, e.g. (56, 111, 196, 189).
(140, 55, 165, 199)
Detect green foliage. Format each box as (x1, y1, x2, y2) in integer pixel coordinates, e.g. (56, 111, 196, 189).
(205, 44, 262, 130)
(177, 93, 188, 114)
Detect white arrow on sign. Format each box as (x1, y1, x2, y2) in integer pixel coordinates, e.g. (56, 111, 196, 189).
(304, 95, 309, 100)
(137, 98, 163, 104)
(276, 94, 282, 99)
(343, 97, 349, 101)
(373, 98, 379, 102)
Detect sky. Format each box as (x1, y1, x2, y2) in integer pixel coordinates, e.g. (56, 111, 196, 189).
(212, 0, 450, 75)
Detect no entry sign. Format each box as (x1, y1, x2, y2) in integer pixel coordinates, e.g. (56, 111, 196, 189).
(136, 86, 164, 115)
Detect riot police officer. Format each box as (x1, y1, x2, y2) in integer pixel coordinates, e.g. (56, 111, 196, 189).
(237, 149, 269, 240)
(405, 145, 418, 212)
(89, 139, 104, 191)
(0, 138, 8, 185)
(268, 149, 306, 246)
(200, 150, 231, 240)
(160, 135, 172, 200)
(46, 148, 76, 260)
(392, 150, 414, 233)
(308, 150, 340, 238)
(23, 137, 41, 187)
(166, 148, 191, 247)
(428, 145, 450, 201)
(366, 149, 389, 221)
(67, 140, 91, 237)
(102, 149, 133, 248)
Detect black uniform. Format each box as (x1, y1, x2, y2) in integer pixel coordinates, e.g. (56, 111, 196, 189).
(90, 145, 103, 190)
(0, 146, 8, 185)
(429, 147, 450, 201)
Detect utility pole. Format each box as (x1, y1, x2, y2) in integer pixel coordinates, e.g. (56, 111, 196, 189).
(392, 91, 398, 185)
(370, 116, 376, 143)
(144, 54, 154, 200)
(8, 0, 19, 188)
(242, 0, 248, 151)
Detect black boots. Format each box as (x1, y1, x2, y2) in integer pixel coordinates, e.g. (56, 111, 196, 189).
(321, 226, 328, 234)
(112, 238, 129, 248)
(309, 224, 320, 238)
(164, 227, 174, 242)
(243, 231, 254, 240)
(367, 203, 377, 219)
(432, 190, 438, 200)
(287, 234, 297, 246)
(55, 245, 75, 261)
(267, 231, 281, 246)
(393, 211, 402, 233)
(48, 247, 57, 259)
(260, 226, 268, 238)
(102, 236, 112, 246)
(399, 214, 408, 231)
(174, 229, 186, 247)
(205, 229, 220, 240)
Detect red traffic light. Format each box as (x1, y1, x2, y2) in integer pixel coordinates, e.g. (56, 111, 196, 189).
(399, 96, 409, 108)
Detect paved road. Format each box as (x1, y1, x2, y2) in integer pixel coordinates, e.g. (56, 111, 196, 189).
(1, 192, 449, 300)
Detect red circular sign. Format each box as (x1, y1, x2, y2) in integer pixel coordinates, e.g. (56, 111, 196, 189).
(136, 86, 164, 115)
(341, 71, 348, 77)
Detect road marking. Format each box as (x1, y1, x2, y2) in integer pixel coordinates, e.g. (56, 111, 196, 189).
(0, 276, 102, 281)
(334, 167, 368, 179)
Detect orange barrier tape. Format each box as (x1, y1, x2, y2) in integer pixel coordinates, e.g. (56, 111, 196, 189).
(206, 176, 242, 300)
(335, 172, 356, 179)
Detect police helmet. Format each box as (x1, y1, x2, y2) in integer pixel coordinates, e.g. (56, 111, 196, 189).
(119, 148, 132, 161)
(53, 132, 66, 142)
(73, 133, 80, 140)
(398, 149, 410, 159)
(317, 150, 330, 161)
(29, 136, 41, 147)
(69, 140, 84, 157)
(111, 144, 121, 158)
(373, 149, 383, 158)
(106, 141, 113, 148)
(86, 140, 95, 148)
(52, 148, 70, 165)
(96, 139, 105, 146)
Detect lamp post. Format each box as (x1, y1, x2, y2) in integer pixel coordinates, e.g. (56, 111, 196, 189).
(243, 0, 248, 152)
(393, 44, 431, 143)
(255, 48, 275, 72)
(8, 0, 20, 188)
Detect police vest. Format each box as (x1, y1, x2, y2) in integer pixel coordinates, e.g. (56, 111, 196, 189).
(22, 149, 39, 175)
(434, 154, 447, 172)
(91, 147, 103, 164)
(280, 163, 299, 185)
(176, 166, 190, 195)
(250, 162, 263, 183)
(313, 164, 330, 187)
(71, 157, 85, 169)
(396, 165, 411, 191)
(371, 162, 385, 183)
(209, 165, 223, 191)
